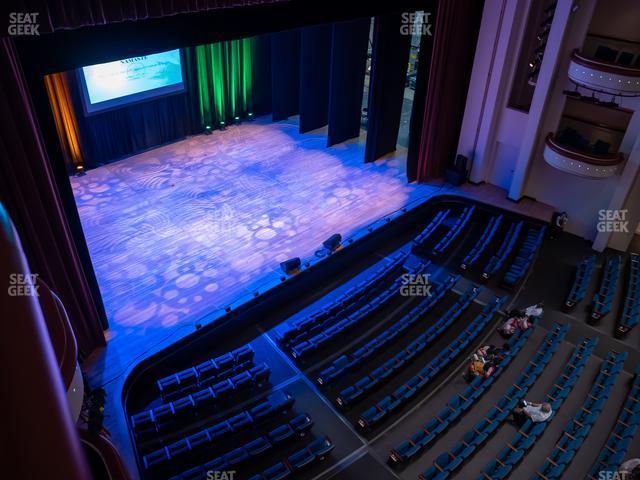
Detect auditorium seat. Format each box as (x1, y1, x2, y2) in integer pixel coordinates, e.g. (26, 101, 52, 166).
(482, 221, 523, 280)
(316, 269, 452, 386)
(431, 206, 476, 256)
(591, 255, 621, 322)
(335, 281, 477, 407)
(276, 252, 407, 347)
(502, 225, 546, 288)
(245, 437, 335, 480)
(586, 364, 640, 479)
(354, 296, 507, 429)
(460, 214, 503, 271)
(616, 253, 640, 337)
(390, 323, 567, 467)
(287, 257, 425, 360)
(474, 337, 600, 480)
(530, 351, 627, 480)
(563, 255, 596, 311)
(412, 209, 451, 252)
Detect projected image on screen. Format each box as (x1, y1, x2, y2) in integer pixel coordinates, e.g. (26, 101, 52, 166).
(79, 49, 185, 114)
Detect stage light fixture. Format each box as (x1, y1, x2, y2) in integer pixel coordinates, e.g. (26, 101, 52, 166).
(323, 234, 342, 253)
(280, 257, 301, 275)
(204, 125, 213, 135)
(75, 164, 86, 176)
(220, 121, 226, 131)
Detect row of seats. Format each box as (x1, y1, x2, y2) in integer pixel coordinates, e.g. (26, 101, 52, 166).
(412, 209, 451, 250)
(335, 281, 477, 408)
(146, 412, 313, 473)
(416, 325, 567, 479)
(475, 337, 598, 480)
(531, 350, 627, 480)
(355, 296, 507, 429)
(482, 221, 524, 280)
(502, 226, 546, 287)
(156, 344, 255, 398)
(131, 363, 271, 436)
(164, 415, 315, 479)
(591, 255, 621, 322)
(316, 274, 457, 386)
(564, 255, 596, 311)
(246, 437, 335, 480)
(143, 390, 296, 471)
(288, 261, 425, 360)
(617, 253, 640, 336)
(460, 214, 504, 271)
(587, 364, 640, 479)
(392, 323, 566, 468)
(432, 206, 476, 256)
(277, 252, 407, 347)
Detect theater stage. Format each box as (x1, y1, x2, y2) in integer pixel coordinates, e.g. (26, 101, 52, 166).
(73, 116, 553, 382)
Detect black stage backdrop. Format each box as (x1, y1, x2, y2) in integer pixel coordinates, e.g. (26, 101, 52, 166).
(364, 14, 412, 163)
(299, 24, 332, 133)
(271, 29, 301, 121)
(327, 18, 370, 147)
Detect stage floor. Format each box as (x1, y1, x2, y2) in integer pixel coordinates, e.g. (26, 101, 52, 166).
(73, 116, 553, 383)
(73, 117, 438, 380)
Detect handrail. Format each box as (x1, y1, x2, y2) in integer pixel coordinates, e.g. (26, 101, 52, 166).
(571, 49, 640, 78)
(545, 133, 624, 166)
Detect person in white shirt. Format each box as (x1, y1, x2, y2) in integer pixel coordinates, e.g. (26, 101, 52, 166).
(513, 401, 552, 424)
(525, 302, 544, 318)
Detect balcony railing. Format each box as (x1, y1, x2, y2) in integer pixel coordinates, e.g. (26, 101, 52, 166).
(569, 50, 640, 96)
(543, 133, 624, 178)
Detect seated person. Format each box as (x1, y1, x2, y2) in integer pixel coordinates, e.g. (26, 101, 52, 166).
(498, 314, 532, 337)
(512, 400, 552, 424)
(524, 302, 544, 318)
(465, 344, 510, 380)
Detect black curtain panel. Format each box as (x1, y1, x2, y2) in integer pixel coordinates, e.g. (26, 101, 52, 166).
(271, 29, 301, 121)
(326, 17, 370, 147)
(364, 14, 411, 163)
(299, 24, 332, 133)
(252, 34, 273, 116)
(68, 73, 196, 168)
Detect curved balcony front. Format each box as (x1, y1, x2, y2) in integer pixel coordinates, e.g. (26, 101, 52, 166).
(543, 133, 624, 178)
(569, 50, 640, 96)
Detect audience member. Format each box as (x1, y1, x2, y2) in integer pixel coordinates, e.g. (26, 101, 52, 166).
(512, 400, 552, 424)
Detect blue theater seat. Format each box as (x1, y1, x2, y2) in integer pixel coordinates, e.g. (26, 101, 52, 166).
(616, 253, 640, 336)
(412, 209, 451, 251)
(460, 214, 504, 271)
(473, 337, 598, 480)
(502, 226, 546, 287)
(356, 296, 507, 429)
(591, 255, 622, 322)
(482, 220, 523, 279)
(277, 252, 408, 348)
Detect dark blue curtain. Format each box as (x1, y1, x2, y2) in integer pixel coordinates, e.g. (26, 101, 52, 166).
(327, 18, 370, 146)
(253, 34, 273, 116)
(271, 29, 300, 121)
(364, 14, 411, 163)
(299, 24, 332, 133)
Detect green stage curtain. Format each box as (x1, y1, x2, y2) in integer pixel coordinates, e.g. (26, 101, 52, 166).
(195, 38, 255, 128)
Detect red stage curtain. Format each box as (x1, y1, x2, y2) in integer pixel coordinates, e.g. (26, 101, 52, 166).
(414, 0, 483, 181)
(0, 38, 105, 357)
(12, 0, 288, 34)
